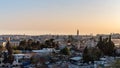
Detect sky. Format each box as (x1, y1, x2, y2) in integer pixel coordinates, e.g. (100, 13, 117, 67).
(0, 0, 120, 35)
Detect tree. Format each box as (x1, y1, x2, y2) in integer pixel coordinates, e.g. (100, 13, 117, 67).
(19, 40, 27, 46)
(106, 35, 115, 56)
(97, 36, 103, 51)
(18, 40, 27, 50)
(97, 35, 115, 56)
(83, 47, 90, 63)
(45, 40, 51, 48)
(83, 47, 102, 63)
(0, 46, 3, 57)
(60, 47, 70, 55)
(18, 39, 38, 50)
(28, 39, 33, 46)
(6, 41, 13, 55)
(4, 41, 14, 65)
(44, 39, 57, 48)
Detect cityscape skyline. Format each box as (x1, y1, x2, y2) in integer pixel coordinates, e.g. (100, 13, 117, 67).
(0, 0, 120, 35)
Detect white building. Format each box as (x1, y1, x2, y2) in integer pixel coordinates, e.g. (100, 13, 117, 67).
(112, 39, 120, 48)
(13, 54, 32, 65)
(32, 48, 55, 56)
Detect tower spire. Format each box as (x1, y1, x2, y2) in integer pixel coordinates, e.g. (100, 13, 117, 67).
(77, 29, 79, 36)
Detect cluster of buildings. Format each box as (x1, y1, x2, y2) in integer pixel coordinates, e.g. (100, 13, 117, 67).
(0, 32, 120, 67)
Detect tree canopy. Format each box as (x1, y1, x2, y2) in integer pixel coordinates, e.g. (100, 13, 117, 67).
(60, 47, 70, 55)
(97, 35, 115, 56)
(83, 47, 102, 63)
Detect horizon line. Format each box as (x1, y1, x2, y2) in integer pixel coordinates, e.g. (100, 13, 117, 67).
(0, 33, 119, 36)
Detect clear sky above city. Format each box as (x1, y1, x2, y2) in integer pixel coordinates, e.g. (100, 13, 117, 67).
(0, 0, 120, 35)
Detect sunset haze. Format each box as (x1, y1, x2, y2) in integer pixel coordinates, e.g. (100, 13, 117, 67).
(0, 0, 120, 35)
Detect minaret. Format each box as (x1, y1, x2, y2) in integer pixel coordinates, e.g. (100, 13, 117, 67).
(77, 29, 79, 36)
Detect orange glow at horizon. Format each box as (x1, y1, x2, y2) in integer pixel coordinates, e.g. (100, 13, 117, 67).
(0, 0, 120, 35)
